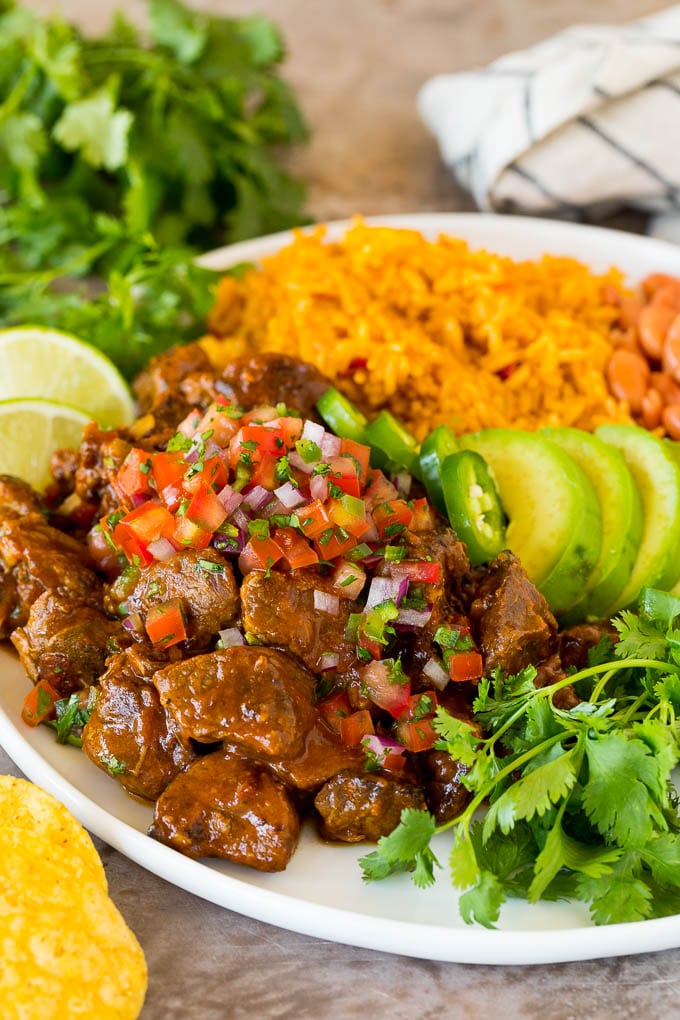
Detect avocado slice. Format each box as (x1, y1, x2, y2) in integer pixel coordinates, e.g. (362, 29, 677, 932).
(542, 427, 644, 622)
(459, 429, 602, 614)
(596, 424, 680, 612)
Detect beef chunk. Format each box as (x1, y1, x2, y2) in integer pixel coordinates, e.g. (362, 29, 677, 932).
(149, 749, 300, 871)
(241, 569, 360, 673)
(105, 548, 239, 651)
(417, 750, 470, 824)
(470, 551, 557, 675)
(220, 353, 329, 419)
(132, 342, 213, 414)
(0, 475, 44, 515)
(82, 649, 194, 800)
(0, 510, 102, 637)
(153, 646, 317, 755)
(235, 722, 364, 793)
(559, 621, 617, 672)
(314, 769, 427, 842)
(10, 593, 128, 697)
(48, 422, 130, 522)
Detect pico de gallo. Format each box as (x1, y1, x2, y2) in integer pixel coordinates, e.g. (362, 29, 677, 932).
(98, 392, 485, 766)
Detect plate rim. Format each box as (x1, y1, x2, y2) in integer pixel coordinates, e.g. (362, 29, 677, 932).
(4, 211, 680, 966)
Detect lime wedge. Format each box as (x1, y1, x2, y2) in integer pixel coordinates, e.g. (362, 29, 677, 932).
(0, 326, 135, 428)
(0, 398, 90, 491)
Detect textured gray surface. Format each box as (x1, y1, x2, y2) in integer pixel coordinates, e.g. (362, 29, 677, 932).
(7, 0, 680, 1016)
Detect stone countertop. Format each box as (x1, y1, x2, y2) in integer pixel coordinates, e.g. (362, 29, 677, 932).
(8, 1, 680, 1016)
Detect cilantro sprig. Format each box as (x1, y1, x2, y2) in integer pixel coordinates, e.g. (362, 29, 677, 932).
(360, 589, 680, 928)
(0, 0, 310, 377)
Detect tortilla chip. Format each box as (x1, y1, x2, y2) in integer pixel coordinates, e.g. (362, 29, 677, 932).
(0, 776, 147, 1018)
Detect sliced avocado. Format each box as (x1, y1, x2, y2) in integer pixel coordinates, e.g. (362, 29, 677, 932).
(542, 427, 644, 622)
(596, 424, 680, 611)
(459, 429, 602, 614)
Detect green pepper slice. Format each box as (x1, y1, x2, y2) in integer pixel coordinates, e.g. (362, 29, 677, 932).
(364, 410, 421, 478)
(441, 450, 506, 566)
(418, 424, 460, 514)
(316, 387, 369, 443)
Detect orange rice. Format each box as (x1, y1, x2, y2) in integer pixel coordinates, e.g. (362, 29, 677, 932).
(202, 220, 633, 440)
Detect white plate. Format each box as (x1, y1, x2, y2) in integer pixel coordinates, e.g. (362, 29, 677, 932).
(3, 213, 680, 966)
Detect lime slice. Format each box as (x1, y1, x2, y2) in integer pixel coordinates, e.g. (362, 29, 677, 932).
(0, 326, 135, 428)
(0, 398, 90, 492)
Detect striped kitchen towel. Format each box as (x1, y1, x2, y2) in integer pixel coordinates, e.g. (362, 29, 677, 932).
(418, 5, 680, 220)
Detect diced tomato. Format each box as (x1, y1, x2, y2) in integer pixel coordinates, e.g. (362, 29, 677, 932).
(115, 502, 175, 547)
(182, 457, 229, 497)
(326, 494, 369, 538)
(405, 690, 439, 716)
(270, 416, 304, 447)
(112, 448, 154, 506)
(248, 453, 279, 490)
(229, 424, 284, 470)
(112, 521, 155, 566)
(339, 438, 371, 485)
(314, 527, 358, 561)
(448, 650, 484, 683)
(145, 598, 187, 648)
(172, 515, 213, 550)
(151, 451, 186, 495)
(22, 679, 61, 726)
(364, 470, 399, 509)
(184, 484, 228, 533)
(298, 499, 331, 540)
(176, 408, 202, 438)
(339, 709, 375, 746)
(372, 499, 413, 540)
(316, 691, 352, 734)
(274, 527, 319, 570)
(238, 535, 285, 575)
(195, 401, 242, 447)
(360, 659, 411, 718)
(390, 559, 441, 584)
(327, 455, 361, 497)
(396, 716, 438, 752)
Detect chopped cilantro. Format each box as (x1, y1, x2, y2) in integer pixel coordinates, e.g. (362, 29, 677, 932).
(166, 433, 193, 453)
(248, 519, 270, 540)
(296, 439, 322, 463)
(100, 753, 127, 776)
(196, 558, 224, 573)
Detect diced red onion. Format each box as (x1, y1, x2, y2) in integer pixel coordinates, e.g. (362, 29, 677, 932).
(332, 560, 366, 599)
(393, 471, 412, 498)
(212, 529, 245, 554)
(366, 575, 409, 609)
(320, 433, 342, 458)
(302, 420, 325, 445)
(310, 474, 328, 501)
(219, 627, 245, 647)
(423, 656, 450, 691)
(184, 444, 200, 464)
(131, 492, 148, 508)
(314, 590, 340, 615)
(122, 612, 145, 635)
(274, 481, 306, 508)
(362, 513, 380, 543)
(232, 507, 252, 533)
(203, 440, 221, 461)
(396, 607, 433, 628)
(242, 485, 272, 511)
(362, 734, 406, 761)
(216, 484, 243, 516)
(177, 409, 201, 438)
(288, 450, 316, 474)
(147, 537, 177, 562)
(319, 652, 340, 671)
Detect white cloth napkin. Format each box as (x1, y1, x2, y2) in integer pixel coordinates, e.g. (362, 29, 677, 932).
(418, 6, 680, 222)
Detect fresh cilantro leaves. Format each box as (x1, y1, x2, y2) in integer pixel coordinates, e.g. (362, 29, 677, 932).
(0, 0, 310, 376)
(360, 587, 680, 928)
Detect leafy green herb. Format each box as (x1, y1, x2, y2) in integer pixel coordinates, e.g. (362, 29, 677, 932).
(0, 0, 310, 377)
(360, 588, 680, 928)
(196, 558, 224, 573)
(295, 439, 322, 464)
(99, 753, 127, 776)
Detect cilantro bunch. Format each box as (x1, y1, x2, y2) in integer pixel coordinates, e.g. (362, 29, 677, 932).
(0, 0, 309, 375)
(360, 588, 680, 927)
